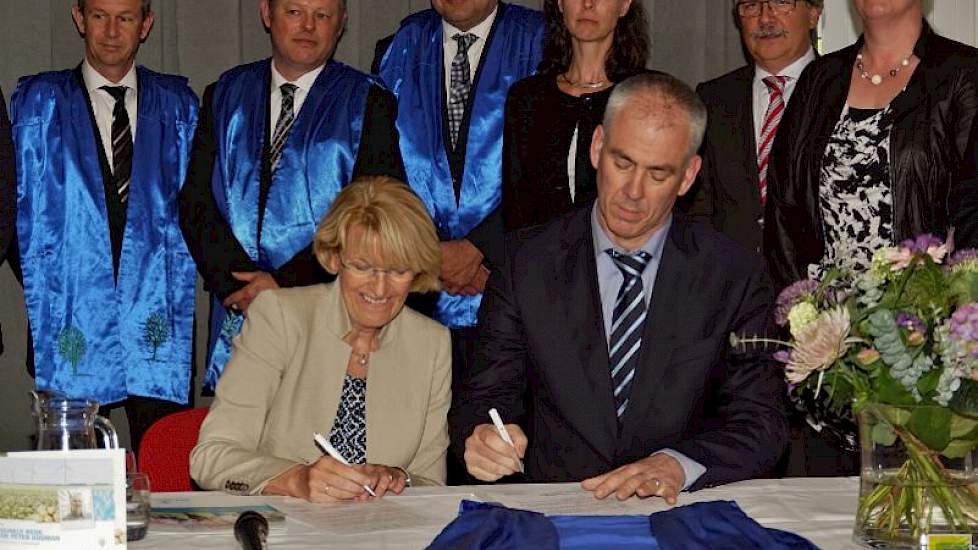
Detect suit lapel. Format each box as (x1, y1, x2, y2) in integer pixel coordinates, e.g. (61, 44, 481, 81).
(555, 210, 618, 459)
(618, 217, 690, 444)
(739, 67, 761, 204)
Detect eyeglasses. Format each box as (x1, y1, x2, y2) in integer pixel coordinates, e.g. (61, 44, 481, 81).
(339, 257, 415, 283)
(736, 0, 798, 18)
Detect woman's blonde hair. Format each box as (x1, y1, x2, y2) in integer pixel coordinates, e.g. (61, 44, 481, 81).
(314, 176, 441, 293)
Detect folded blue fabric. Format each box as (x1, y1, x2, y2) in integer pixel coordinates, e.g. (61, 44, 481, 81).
(649, 501, 819, 550)
(426, 499, 820, 550)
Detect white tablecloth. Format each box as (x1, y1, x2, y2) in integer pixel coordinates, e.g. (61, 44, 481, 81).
(133, 477, 861, 549)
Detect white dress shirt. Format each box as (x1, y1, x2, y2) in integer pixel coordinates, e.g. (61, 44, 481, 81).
(751, 47, 816, 146)
(269, 62, 326, 140)
(441, 7, 498, 102)
(82, 60, 138, 172)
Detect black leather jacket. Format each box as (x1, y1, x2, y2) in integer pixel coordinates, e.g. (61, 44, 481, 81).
(765, 22, 978, 288)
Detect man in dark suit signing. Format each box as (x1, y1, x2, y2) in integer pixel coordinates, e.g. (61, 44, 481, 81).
(451, 73, 787, 502)
(686, 0, 822, 252)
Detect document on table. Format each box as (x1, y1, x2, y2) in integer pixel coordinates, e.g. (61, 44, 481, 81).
(482, 485, 667, 516)
(275, 493, 478, 536)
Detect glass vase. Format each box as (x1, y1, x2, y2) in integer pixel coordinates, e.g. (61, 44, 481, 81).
(854, 403, 978, 549)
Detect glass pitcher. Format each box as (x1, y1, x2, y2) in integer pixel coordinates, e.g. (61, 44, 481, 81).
(31, 391, 120, 450)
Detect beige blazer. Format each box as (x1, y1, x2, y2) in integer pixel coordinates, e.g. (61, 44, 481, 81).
(190, 282, 451, 494)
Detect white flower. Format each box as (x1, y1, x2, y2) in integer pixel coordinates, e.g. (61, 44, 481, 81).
(786, 307, 853, 385)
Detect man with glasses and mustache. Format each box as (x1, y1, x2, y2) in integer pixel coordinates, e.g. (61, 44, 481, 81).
(686, 0, 835, 477)
(684, 0, 822, 254)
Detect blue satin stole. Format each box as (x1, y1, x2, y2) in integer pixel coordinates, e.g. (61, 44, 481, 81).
(378, 4, 544, 328)
(10, 67, 198, 405)
(203, 59, 371, 389)
(427, 500, 821, 550)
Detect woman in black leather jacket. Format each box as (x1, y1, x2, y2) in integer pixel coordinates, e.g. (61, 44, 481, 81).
(765, 1, 978, 289)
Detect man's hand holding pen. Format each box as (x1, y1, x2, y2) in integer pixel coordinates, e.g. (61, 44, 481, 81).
(463, 423, 528, 482)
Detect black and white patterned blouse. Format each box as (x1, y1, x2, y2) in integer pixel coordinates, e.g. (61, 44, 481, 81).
(808, 105, 895, 280)
(328, 374, 367, 464)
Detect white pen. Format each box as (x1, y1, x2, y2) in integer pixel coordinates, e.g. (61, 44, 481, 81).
(313, 432, 377, 497)
(488, 408, 524, 474)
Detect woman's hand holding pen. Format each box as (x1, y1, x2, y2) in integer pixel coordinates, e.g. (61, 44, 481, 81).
(264, 459, 407, 503)
(463, 423, 528, 482)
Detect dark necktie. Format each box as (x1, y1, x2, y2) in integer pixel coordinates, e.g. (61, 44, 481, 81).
(101, 85, 132, 204)
(757, 75, 788, 206)
(270, 83, 298, 170)
(448, 33, 477, 149)
(607, 249, 652, 422)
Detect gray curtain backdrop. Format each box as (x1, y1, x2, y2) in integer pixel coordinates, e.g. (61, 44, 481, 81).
(0, 0, 744, 451)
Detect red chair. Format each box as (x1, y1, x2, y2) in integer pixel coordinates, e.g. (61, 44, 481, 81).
(138, 407, 209, 492)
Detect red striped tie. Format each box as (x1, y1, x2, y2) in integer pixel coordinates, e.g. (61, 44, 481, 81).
(757, 75, 788, 206)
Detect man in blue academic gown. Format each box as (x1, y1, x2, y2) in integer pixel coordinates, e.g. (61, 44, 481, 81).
(10, 0, 199, 452)
(373, 0, 544, 391)
(179, 0, 405, 389)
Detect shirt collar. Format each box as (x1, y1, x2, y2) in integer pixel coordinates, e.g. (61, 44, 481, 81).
(271, 61, 326, 94)
(442, 5, 498, 46)
(591, 203, 671, 262)
(82, 59, 137, 94)
(753, 46, 815, 86)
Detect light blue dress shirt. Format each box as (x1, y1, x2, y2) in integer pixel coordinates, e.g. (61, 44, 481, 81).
(590, 205, 707, 490)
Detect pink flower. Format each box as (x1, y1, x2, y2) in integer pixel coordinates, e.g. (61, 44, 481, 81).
(889, 234, 948, 269)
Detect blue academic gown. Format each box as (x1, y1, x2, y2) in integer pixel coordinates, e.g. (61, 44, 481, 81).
(11, 66, 198, 405)
(377, 3, 544, 328)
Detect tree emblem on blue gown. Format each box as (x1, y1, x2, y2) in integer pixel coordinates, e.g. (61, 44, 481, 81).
(57, 326, 87, 375)
(142, 311, 170, 362)
(220, 311, 243, 342)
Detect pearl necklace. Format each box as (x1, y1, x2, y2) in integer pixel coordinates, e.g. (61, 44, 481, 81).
(353, 352, 369, 367)
(855, 52, 911, 86)
(558, 73, 609, 90)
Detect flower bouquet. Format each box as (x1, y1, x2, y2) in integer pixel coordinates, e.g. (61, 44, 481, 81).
(734, 236, 978, 548)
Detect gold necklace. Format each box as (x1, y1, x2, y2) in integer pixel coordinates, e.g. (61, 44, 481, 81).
(558, 73, 609, 90)
(353, 351, 369, 368)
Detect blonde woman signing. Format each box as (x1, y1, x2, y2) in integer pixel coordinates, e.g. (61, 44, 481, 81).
(191, 176, 450, 501)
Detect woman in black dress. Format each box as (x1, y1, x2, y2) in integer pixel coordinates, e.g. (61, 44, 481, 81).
(501, 0, 649, 232)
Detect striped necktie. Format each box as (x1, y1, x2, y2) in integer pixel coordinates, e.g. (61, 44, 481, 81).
(448, 33, 477, 149)
(606, 249, 652, 422)
(756, 75, 788, 206)
(270, 83, 298, 170)
(101, 85, 132, 204)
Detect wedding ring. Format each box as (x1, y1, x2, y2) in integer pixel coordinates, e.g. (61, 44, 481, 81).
(324, 485, 331, 495)
(652, 478, 661, 491)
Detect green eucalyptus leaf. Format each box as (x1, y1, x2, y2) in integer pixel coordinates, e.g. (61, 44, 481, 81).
(941, 438, 978, 459)
(917, 368, 942, 397)
(950, 412, 978, 440)
(876, 404, 912, 427)
(950, 378, 978, 419)
(875, 371, 917, 406)
(871, 422, 898, 446)
(908, 406, 952, 451)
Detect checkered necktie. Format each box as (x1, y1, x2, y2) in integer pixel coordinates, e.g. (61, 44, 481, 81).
(270, 83, 298, 170)
(607, 249, 652, 421)
(101, 86, 132, 204)
(448, 33, 477, 149)
(757, 75, 788, 206)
